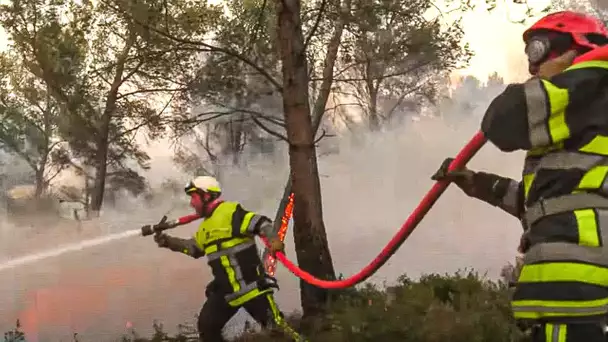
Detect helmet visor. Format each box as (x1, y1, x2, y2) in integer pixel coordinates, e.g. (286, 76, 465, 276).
(184, 181, 198, 195)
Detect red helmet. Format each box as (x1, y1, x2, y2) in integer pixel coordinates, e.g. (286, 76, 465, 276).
(523, 11, 608, 50)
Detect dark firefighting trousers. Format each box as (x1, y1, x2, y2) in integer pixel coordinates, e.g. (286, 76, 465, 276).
(197, 291, 304, 342)
(529, 323, 605, 342)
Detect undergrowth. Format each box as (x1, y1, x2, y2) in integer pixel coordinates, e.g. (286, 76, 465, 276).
(4, 270, 529, 342)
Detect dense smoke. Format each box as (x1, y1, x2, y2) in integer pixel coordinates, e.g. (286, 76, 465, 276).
(0, 73, 531, 341)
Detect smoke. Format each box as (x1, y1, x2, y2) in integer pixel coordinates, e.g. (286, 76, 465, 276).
(0, 6, 536, 337)
(0, 79, 529, 341)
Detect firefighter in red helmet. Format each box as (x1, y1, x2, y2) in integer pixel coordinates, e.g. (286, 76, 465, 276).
(432, 11, 608, 342)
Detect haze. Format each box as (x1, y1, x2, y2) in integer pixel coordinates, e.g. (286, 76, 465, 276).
(0, 2, 547, 341)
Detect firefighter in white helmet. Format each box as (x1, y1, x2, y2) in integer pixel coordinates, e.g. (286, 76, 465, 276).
(143, 176, 305, 342)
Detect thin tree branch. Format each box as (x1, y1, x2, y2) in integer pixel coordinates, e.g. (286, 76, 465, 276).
(101, 0, 283, 92)
(304, 0, 327, 49)
(250, 115, 288, 141)
(116, 87, 189, 100)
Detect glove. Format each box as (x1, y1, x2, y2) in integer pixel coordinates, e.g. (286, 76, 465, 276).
(431, 157, 476, 196)
(517, 230, 531, 254)
(154, 216, 171, 230)
(154, 233, 171, 248)
(537, 50, 577, 79)
(205, 280, 220, 297)
(268, 237, 285, 255)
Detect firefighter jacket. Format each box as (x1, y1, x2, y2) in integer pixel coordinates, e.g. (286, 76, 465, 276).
(479, 59, 608, 323)
(171, 201, 279, 307)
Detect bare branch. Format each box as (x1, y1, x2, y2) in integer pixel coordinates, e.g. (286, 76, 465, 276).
(304, 0, 327, 49)
(250, 115, 288, 141)
(313, 128, 334, 144)
(248, 0, 268, 54)
(116, 87, 189, 100)
(101, 0, 283, 92)
(311, 0, 351, 133)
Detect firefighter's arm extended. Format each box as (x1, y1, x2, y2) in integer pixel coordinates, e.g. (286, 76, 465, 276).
(432, 158, 524, 218)
(468, 172, 524, 218)
(153, 213, 205, 259)
(480, 64, 606, 152)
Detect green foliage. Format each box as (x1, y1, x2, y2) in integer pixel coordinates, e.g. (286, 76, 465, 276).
(0, 48, 68, 195)
(337, 0, 473, 128)
(173, 0, 284, 165)
(295, 271, 524, 342)
(2, 272, 527, 342)
(0, 0, 224, 207)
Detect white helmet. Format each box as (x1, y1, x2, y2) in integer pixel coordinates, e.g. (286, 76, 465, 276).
(184, 176, 222, 195)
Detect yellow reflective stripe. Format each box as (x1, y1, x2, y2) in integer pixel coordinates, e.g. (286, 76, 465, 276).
(557, 324, 567, 342)
(523, 174, 535, 198)
(514, 309, 608, 319)
(566, 60, 608, 72)
(580, 136, 608, 155)
(541, 80, 570, 144)
(266, 294, 282, 319)
(545, 324, 552, 342)
(194, 230, 204, 250)
(264, 294, 306, 341)
(545, 324, 567, 342)
(512, 297, 608, 318)
(221, 255, 240, 292)
(518, 262, 608, 286)
(578, 166, 608, 189)
(575, 166, 607, 247)
(228, 287, 271, 306)
(574, 209, 600, 247)
(240, 212, 255, 234)
(203, 237, 251, 254)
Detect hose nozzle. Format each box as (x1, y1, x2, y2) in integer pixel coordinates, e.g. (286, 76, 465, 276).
(141, 215, 169, 236)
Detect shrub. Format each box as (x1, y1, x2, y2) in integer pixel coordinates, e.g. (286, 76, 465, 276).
(4, 271, 528, 342)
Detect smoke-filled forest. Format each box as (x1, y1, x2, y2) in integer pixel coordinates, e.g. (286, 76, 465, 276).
(0, 0, 606, 341)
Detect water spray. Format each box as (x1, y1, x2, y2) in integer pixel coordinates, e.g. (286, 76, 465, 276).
(0, 229, 142, 272)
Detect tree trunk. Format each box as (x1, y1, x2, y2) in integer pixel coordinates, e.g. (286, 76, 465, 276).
(35, 101, 52, 198)
(89, 31, 136, 213)
(90, 117, 110, 213)
(273, 0, 348, 233)
(366, 76, 380, 130)
(275, 0, 336, 318)
(34, 166, 46, 198)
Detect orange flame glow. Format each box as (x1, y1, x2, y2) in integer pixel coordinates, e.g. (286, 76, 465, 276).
(264, 192, 294, 276)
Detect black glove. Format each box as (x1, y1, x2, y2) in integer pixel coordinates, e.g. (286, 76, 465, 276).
(431, 158, 471, 181)
(142, 216, 172, 236)
(154, 233, 171, 248)
(431, 158, 476, 196)
(518, 230, 532, 254)
(205, 280, 219, 297)
(154, 216, 171, 230)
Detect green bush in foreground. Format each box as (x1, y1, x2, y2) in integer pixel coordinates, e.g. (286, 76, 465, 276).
(5, 271, 527, 342)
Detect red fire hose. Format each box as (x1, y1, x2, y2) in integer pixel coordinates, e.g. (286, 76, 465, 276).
(262, 131, 487, 289)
